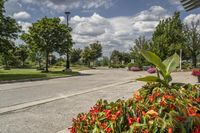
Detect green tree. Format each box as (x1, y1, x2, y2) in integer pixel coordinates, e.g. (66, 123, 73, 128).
(130, 36, 151, 67)
(70, 48, 82, 64)
(0, 0, 21, 69)
(81, 41, 102, 67)
(81, 46, 92, 66)
(90, 41, 102, 61)
(56, 24, 73, 70)
(183, 20, 200, 68)
(15, 44, 29, 67)
(152, 12, 185, 60)
(21, 17, 68, 72)
(110, 50, 122, 65)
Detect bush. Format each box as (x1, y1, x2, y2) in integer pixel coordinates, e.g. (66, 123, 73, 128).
(127, 63, 135, 69)
(192, 69, 200, 76)
(130, 67, 142, 71)
(69, 83, 200, 133)
(109, 64, 126, 68)
(147, 67, 156, 73)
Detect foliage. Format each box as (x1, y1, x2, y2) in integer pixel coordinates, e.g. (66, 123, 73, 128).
(81, 42, 102, 66)
(100, 56, 110, 66)
(137, 50, 179, 87)
(70, 48, 82, 64)
(130, 36, 151, 67)
(151, 12, 185, 60)
(0, 0, 21, 69)
(183, 20, 200, 68)
(69, 83, 200, 133)
(110, 50, 123, 65)
(0, 68, 79, 81)
(21, 17, 69, 72)
(15, 44, 29, 67)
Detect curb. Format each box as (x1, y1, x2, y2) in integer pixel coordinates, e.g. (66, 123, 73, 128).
(0, 73, 80, 84)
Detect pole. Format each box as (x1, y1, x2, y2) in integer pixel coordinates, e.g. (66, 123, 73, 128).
(180, 49, 182, 71)
(65, 12, 71, 70)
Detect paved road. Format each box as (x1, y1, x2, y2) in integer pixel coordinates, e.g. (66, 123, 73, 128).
(0, 69, 197, 133)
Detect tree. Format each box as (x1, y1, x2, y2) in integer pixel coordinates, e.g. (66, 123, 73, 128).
(81, 46, 92, 66)
(21, 17, 68, 72)
(70, 48, 82, 64)
(15, 44, 29, 67)
(152, 12, 185, 60)
(184, 20, 200, 68)
(130, 36, 151, 67)
(110, 50, 122, 65)
(89, 41, 102, 61)
(56, 24, 73, 70)
(101, 56, 109, 66)
(0, 0, 21, 69)
(81, 41, 102, 67)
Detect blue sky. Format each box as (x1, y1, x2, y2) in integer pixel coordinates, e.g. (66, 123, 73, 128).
(4, 0, 200, 56)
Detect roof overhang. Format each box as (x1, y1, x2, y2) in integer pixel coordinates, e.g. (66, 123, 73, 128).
(180, 0, 200, 11)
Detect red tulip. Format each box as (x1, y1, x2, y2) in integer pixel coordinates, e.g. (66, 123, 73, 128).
(168, 128, 173, 133)
(187, 106, 197, 116)
(68, 127, 76, 133)
(149, 95, 154, 103)
(136, 117, 140, 123)
(105, 127, 112, 133)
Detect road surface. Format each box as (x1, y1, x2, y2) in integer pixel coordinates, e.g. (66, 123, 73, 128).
(0, 69, 197, 133)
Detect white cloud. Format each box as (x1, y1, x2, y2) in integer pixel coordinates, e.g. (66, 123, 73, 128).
(59, 16, 66, 23)
(70, 6, 171, 56)
(184, 14, 200, 25)
(17, 21, 32, 32)
(13, 11, 31, 20)
(21, 0, 113, 12)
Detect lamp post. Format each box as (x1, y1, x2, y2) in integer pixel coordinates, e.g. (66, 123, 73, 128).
(64, 11, 71, 71)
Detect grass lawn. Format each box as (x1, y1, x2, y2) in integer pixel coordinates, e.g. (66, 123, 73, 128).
(0, 68, 80, 81)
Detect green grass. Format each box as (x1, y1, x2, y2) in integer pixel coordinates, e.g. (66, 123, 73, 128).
(0, 69, 80, 81)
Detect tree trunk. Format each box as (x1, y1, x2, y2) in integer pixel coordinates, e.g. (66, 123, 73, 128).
(4, 55, 9, 69)
(22, 60, 25, 68)
(38, 61, 41, 69)
(192, 54, 197, 68)
(45, 51, 49, 72)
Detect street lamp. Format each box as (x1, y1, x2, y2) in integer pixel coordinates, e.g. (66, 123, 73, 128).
(64, 11, 71, 71)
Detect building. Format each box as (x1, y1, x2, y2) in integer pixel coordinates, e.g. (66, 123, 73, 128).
(180, 0, 200, 11)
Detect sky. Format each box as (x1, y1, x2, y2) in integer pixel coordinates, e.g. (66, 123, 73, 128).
(4, 0, 200, 56)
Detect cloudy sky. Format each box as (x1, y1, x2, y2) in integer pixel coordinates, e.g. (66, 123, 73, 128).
(4, 0, 200, 56)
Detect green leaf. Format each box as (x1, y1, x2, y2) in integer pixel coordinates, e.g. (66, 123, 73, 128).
(163, 53, 180, 73)
(140, 50, 166, 75)
(136, 76, 161, 82)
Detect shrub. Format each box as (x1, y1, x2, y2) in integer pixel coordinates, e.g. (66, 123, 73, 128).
(127, 63, 135, 69)
(69, 50, 200, 133)
(192, 70, 200, 76)
(130, 67, 141, 71)
(147, 67, 156, 73)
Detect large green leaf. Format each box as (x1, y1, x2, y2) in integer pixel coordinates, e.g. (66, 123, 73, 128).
(140, 50, 166, 75)
(163, 53, 180, 73)
(136, 76, 161, 82)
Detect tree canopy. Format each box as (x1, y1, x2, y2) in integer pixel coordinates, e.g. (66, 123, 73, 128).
(21, 17, 71, 72)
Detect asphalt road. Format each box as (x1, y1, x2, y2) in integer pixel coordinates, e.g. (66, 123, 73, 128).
(0, 69, 197, 133)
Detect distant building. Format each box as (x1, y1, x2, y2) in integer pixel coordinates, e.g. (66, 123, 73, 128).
(180, 0, 200, 11)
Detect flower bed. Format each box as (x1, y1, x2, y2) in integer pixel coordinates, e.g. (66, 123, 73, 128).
(69, 83, 200, 133)
(69, 50, 200, 133)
